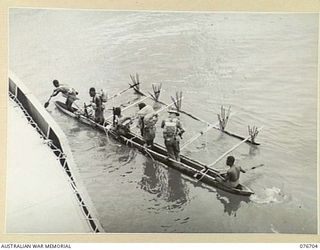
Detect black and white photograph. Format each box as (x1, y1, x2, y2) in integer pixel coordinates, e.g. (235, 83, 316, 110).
(7, 8, 318, 234)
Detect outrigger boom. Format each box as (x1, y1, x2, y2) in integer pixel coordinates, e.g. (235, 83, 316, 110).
(208, 127, 263, 169)
(180, 111, 236, 151)
(133, 85, 260, 146)
(108, 82, 140, 101)
(180, 120, 220, 150)
(105, 95, 151, 121)
(154, 96, 184, 115)
(195, 127, 263, 182)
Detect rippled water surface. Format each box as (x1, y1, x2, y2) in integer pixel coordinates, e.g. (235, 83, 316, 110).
(9, 9, 318, 233)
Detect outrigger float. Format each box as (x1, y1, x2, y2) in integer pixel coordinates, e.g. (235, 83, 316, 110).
(53, 74, 262, 196)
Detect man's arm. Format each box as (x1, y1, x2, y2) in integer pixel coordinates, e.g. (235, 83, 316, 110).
(223, 172, 230, 181)
(217, 172, 228, 182)
(177, 120, 185, 137)
(51, 88, 61, 97)
(94, 96, 102, 109)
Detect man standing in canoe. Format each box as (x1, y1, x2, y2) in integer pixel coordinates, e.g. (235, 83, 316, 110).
(50, 80, 78, 111)
(88, 87, 105, 125)
(220, 156, 246, 189)
(161, 108, 185, 162)
(137, 102, 158, 147)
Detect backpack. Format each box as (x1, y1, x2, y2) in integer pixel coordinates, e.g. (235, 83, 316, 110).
(60, 85, 77, 97)
(163, 118, 178, 138)
(144, 112, 158, 128)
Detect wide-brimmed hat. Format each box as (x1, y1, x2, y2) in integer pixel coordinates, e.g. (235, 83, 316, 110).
(167, 108, 180, 115)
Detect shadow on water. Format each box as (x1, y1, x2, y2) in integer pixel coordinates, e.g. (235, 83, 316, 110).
(139, 158, 189, 210)
(190, 178, 251, 217)
(248, 145, 259, 156)
(189, 132, 225, 152)
(114, 142, 138, 165)
(69, 126, 82, 134)
(166, 167, 188, 208)
(153, 102, 162, 111)
(139, 158, 167, 196)
(215, 188, 250, 217)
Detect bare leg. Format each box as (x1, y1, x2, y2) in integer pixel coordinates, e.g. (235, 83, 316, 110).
(66, 98, 74, 111)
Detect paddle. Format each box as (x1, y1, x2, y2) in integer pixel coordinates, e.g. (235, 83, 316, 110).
(194, 164, 264, 184)
(44, 92, 54, 108)
(215, 163, 264, 173)
(208, 163, 265, 184)
(244, 163, 264, 172)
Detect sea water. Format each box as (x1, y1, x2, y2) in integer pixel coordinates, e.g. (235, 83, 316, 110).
(9, 9, 318, 233)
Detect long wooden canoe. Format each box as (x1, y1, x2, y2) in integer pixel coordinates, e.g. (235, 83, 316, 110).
(54, 101, 254, 196)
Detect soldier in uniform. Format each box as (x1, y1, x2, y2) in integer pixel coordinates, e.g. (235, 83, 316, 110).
(161, 108, 185, 162)
(137, 102, 158, 148)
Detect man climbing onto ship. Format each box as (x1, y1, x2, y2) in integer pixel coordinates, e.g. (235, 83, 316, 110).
(219, 156, 246, 189)
(50, 79, 78, 111)
(137, 102, 158, 148)
(161, 108, 185, 162)
(86, 87, 106, 125)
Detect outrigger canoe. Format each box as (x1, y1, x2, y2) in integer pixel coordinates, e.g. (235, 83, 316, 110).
(55, 101, 254, 196)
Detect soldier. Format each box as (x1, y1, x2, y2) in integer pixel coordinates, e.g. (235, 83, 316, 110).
(161, 108, 185, 161)
(137, 102, 158, 147)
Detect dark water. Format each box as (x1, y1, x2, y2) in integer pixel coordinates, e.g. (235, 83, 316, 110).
(9, 9, 318, 233)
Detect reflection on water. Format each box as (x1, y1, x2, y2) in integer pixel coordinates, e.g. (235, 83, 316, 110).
(69, 126, 82, 134)
(118, 148, 137, 165)
(139, 159, 167, 196)
(152, 102, 162, 111)
(216, 189, 250, 217)
(139, 158, 189, 210)
(166, 167, 189, 209)
(248, 145, 259, 156)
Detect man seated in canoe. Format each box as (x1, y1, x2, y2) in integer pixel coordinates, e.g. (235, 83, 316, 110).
(50, 80, 79, 111)
(137, 102, 158, 148)
(161, 108, 185, 162)
(86, 87, 105, 125)
(218, 156, 246, 189)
